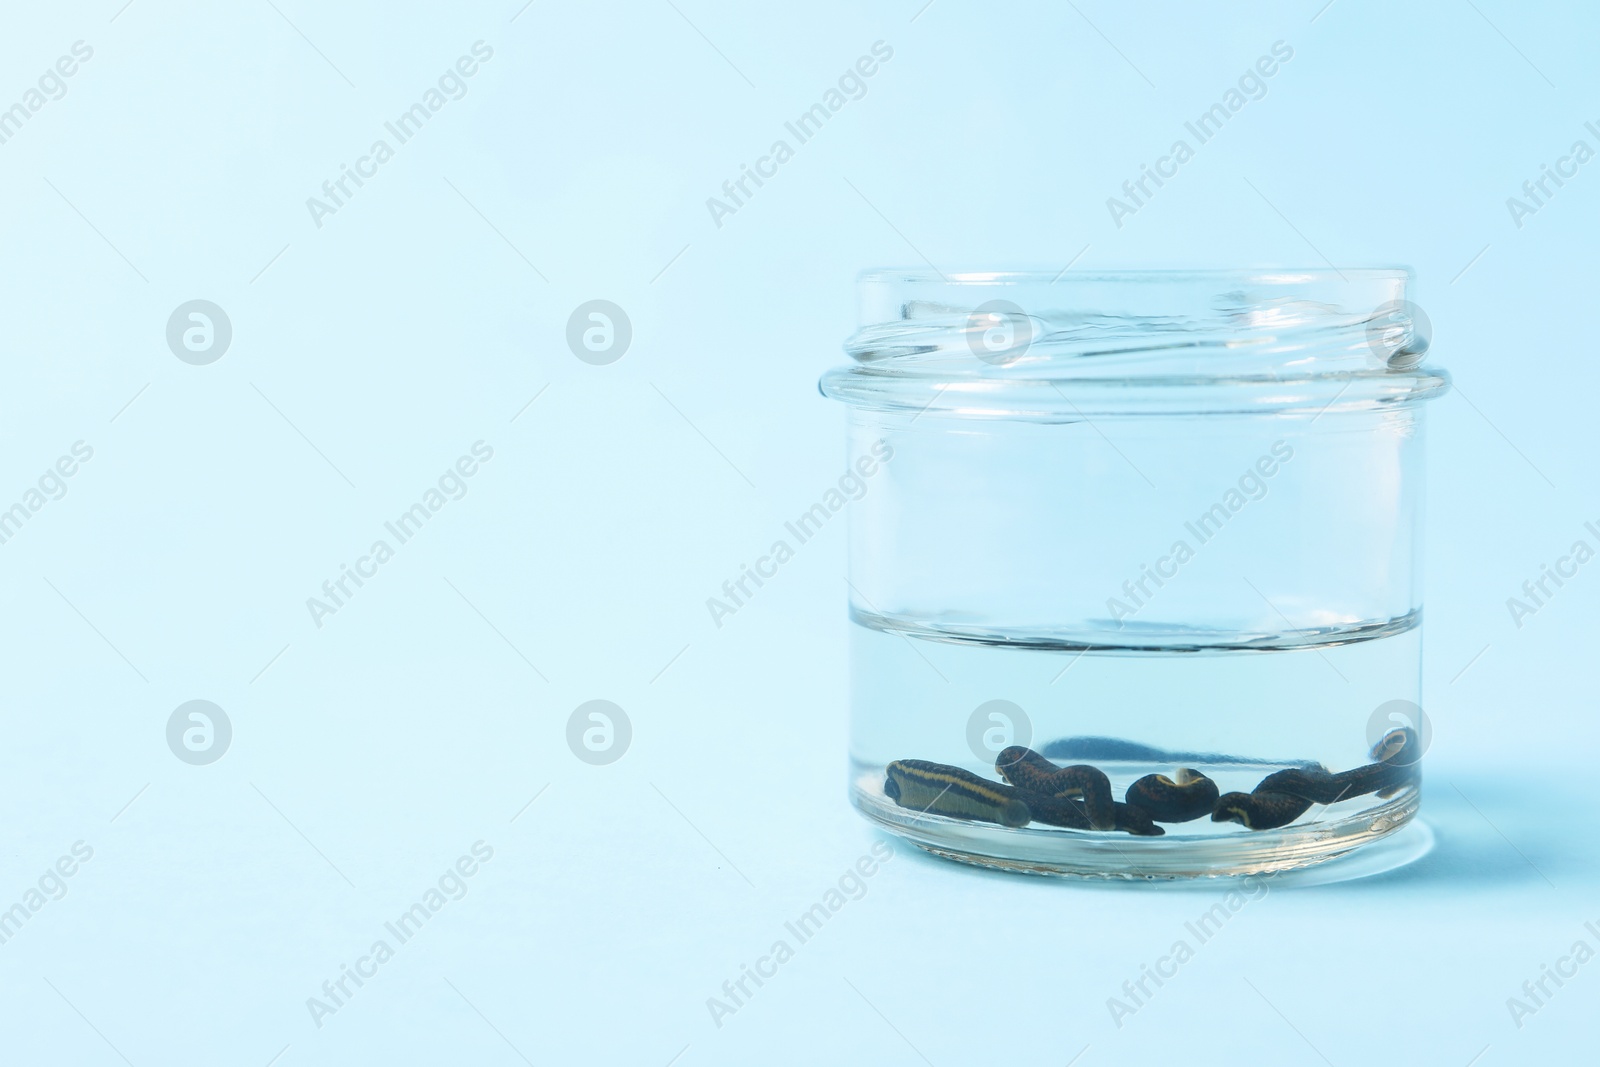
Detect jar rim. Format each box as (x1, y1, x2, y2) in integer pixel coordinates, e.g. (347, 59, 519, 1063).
(824, 265, 1447, 418)
(857, 266, 1412, 285)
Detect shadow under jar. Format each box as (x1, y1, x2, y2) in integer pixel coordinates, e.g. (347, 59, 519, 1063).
(821, 269, 1449, 879)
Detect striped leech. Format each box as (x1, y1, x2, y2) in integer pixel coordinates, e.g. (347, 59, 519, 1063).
(1212, 727, 1421, 830)
(884, 759, 1031, 827)
(995, 746, 1116, 830)
(883, 758, 1160, 834)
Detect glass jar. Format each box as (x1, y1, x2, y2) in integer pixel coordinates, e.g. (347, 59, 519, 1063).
(821, 269, 1448, 879)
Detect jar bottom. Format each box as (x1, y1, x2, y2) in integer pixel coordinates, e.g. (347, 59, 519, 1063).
(852, 766, 1420, 880)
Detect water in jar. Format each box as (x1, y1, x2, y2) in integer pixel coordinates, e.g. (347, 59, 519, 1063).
(849, 609, 1423, 878)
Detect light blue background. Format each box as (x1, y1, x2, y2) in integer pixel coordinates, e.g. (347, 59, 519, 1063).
(1, 1, 1596, 1064)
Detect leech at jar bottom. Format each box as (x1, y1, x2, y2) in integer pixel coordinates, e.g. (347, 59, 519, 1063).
(881, 728, 1419, 840)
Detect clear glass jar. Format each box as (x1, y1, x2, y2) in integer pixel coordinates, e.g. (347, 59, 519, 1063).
(821, 269, 1448, 879)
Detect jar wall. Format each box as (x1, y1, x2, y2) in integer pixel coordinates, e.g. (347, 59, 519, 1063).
(828, 270, 1442, 878)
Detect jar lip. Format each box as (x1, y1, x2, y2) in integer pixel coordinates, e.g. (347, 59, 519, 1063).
(858, 266, 1412, 286)
(829, 266, 1446, 416)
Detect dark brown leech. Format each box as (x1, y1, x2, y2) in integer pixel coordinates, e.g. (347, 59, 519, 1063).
(1110, 802, 1163, 837)
(1211, 790, 1313, 830)
(1215, 728, 1426, 831)
(1370, 726, 1421, 765)
(995, 746, 1070, 793)
(1369, 726, 1422, 798)
(1253, 766, 1347, 805)
(1331, 762, 1410, 799)
(884, 759, 1031, 828)
(1011, 790, 1088, 829)
(1321, 726, 1420, 799)
(1021, 792, 1165, 836)
(995, 747, 1116, 830)
(1249, 728, 1423, 806)
(1125, 768, 1219, 823)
